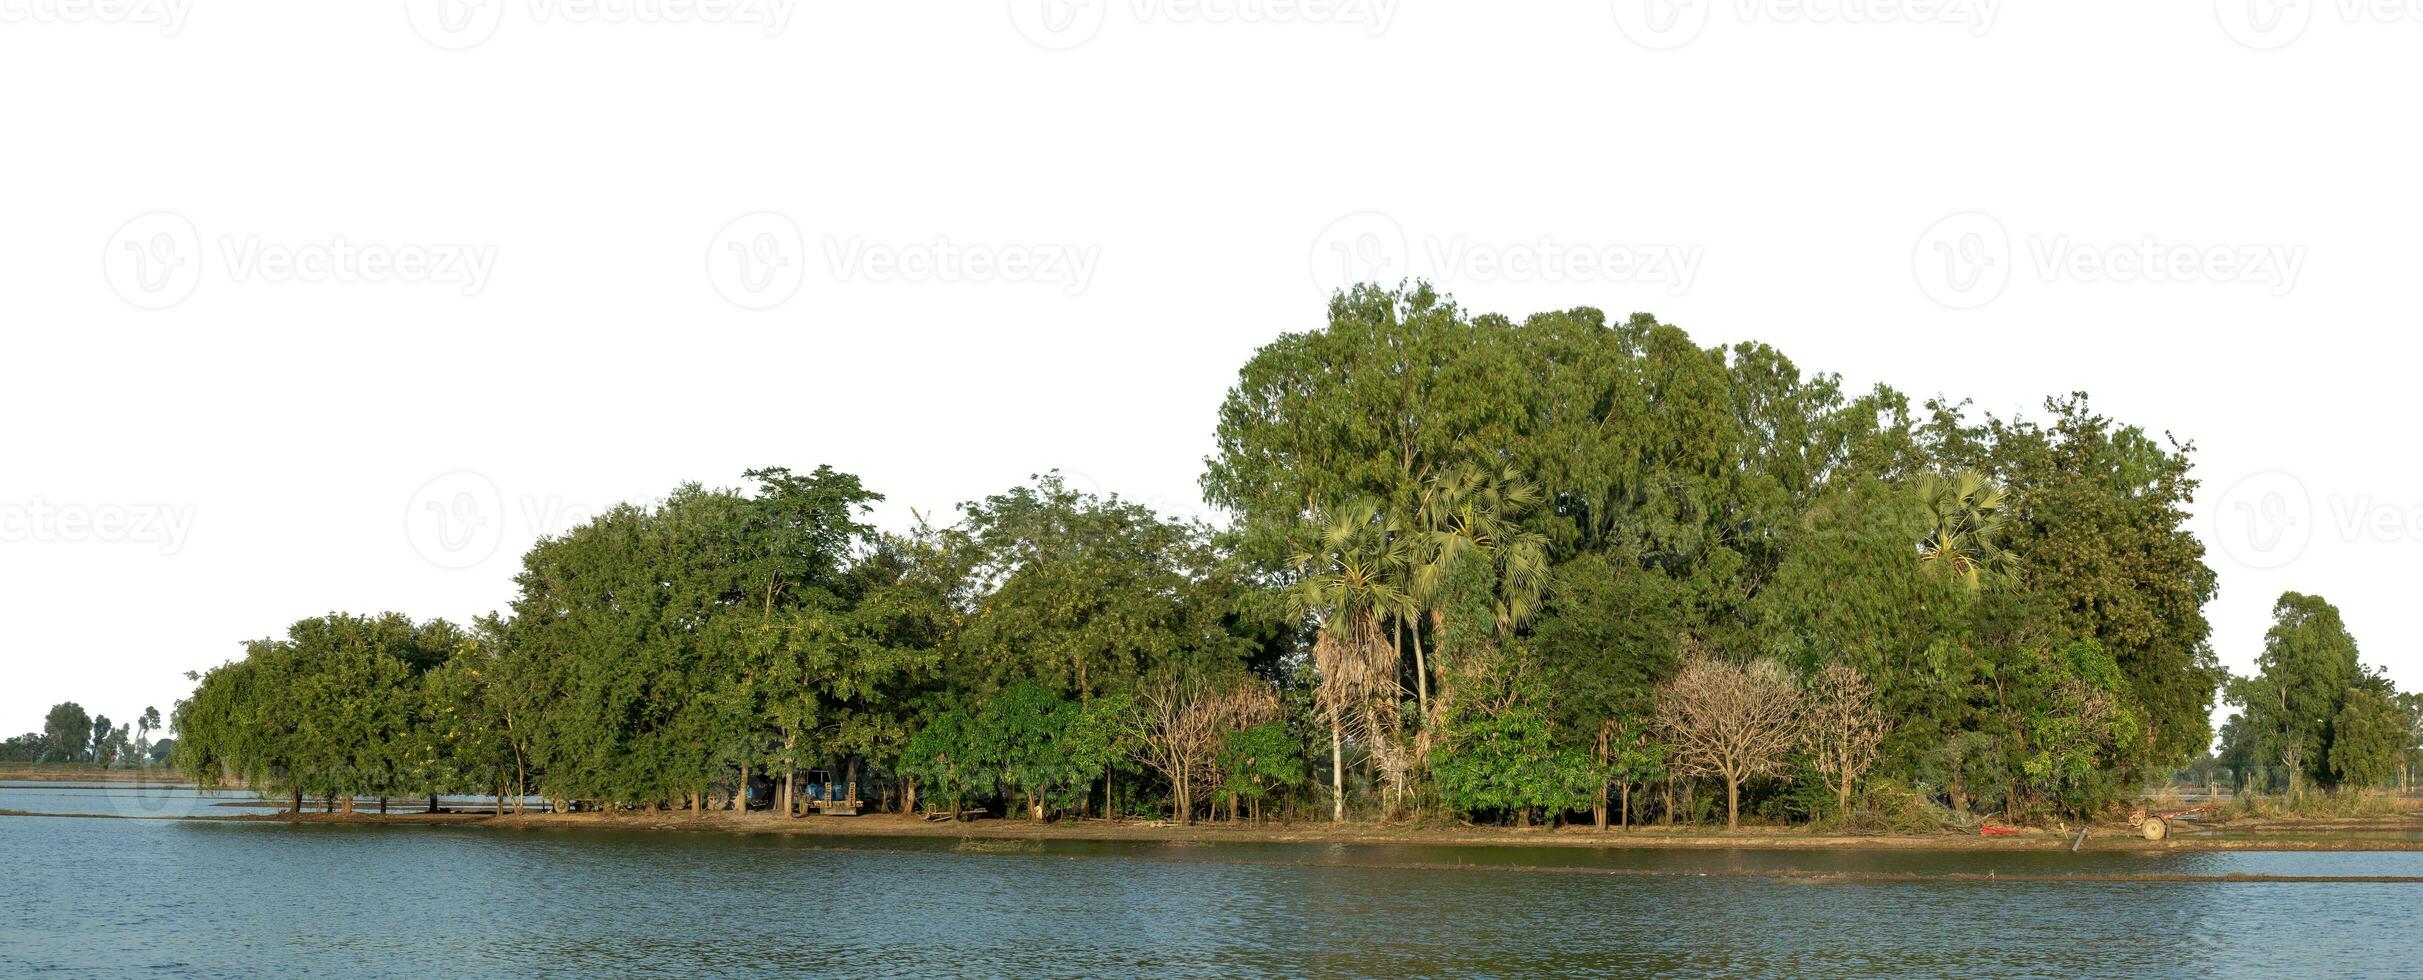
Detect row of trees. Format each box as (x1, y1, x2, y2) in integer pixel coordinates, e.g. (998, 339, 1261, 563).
(0, 703, 163, 766)
(168, 283, 2280, 828)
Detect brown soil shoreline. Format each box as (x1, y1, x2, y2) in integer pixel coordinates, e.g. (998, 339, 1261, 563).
(474, 810, 2423, 853)
(13, 806, 2401, 853)
(9, 768, 2416, 853)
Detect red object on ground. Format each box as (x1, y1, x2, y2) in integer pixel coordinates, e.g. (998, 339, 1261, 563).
(1980, 825, 2020, 837)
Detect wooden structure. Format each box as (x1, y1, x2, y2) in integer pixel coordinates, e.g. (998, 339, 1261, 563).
(802, 769, 861, 816)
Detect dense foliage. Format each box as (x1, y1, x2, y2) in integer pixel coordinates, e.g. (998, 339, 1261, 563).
(163, 284, 2421, 827)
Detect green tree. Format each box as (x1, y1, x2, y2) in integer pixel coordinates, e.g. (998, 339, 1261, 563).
(1430, 675, 1595, 825)
(2329, 685, 2405, 790)
(43, 703, 90, 763)
(2227, 592, 2363, 795)
(1216, 721, 1303, 822)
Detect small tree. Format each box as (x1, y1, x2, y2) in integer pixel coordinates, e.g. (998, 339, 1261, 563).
(1431, 692, 1594, 826)
(1132, 677, 1278, 825)
(1216, 721, 1303, 822)
(1654, 656, 1806, 831)
(1804, 664, 1888, 820)
(899, 710, 982, 816)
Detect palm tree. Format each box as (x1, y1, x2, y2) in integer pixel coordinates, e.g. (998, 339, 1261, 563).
(1914, 470, 2018, 589)
(1288, 501, 1412, 822)
(1409, 462, 1551, 708)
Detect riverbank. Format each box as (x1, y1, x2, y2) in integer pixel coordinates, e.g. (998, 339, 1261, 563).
(462, 809, 2423, 852)
(0, 765, 187, 784)
(6, 768, 2414, 852)
(9, 802, 2422, 851)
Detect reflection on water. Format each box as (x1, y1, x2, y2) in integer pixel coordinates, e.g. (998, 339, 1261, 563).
(2, 785, 2418, 978)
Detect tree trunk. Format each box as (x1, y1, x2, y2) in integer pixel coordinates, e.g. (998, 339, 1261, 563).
(1594, 724, 1611, 831)
(1410, 623, 1429, 719)
(290, 786, 302, 815)
(780, 769, 794, 818)
(1329, 703, 1346, 823)
(428, 794, 439, 814)
(737, 762, 751, 811)
(846, 756, 859, 804)
(1725, 775, 1739, 832)
(341, 795, 355, 816)
(1620, 783, 1631, 830)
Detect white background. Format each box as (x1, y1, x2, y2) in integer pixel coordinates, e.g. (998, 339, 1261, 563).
(1, 0, 2412, 742)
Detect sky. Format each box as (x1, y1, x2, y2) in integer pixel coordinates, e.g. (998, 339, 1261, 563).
(2, 1, 2415, 739)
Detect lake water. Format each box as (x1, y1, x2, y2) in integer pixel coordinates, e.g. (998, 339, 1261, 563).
(3, 782, 2419, 978)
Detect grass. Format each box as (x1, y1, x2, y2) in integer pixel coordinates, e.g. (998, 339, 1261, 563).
(2219, 790, 2420, 821)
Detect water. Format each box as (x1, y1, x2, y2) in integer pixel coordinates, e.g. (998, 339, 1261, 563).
(3, 783, 2418, 978)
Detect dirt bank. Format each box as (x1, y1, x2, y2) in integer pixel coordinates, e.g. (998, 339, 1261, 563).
(463, 809, 2423, 853)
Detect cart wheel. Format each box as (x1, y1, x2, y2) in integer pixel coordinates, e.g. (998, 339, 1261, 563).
(2139, 816, 2167, 841)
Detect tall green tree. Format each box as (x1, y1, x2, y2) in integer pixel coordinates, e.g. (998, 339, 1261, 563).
(2227, 592, 2363, 794)
(42, 703, 90, 763)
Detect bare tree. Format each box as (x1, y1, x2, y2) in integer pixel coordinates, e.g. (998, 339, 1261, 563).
(1655, 656, 1806, 831)
(1804, 664, 1889, 819)
(1134, 678, 1280, 825)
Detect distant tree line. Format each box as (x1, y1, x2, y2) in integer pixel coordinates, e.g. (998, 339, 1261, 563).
(1, 702, 164, 766)
(165, 284, 2418, 827)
